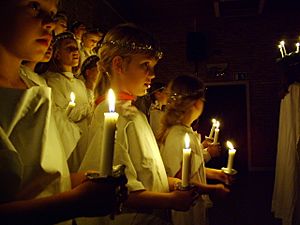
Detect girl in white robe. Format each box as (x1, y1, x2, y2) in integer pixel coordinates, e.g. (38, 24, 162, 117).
(43, 32, 94, 172)
(79, 23, 198, 225)
(157, 75, 230, 225)
(0, 1, 126, 224)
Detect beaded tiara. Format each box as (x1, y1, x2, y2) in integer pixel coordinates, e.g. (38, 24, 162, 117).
(53, 32, 76, 44)
(101, 40, 163, 60)
(81, 55, 100, 73)
(169, 88, 206, 102)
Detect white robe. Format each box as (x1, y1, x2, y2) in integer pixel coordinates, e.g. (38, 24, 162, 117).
(20, 65, 81, 159)
(44, 71, 93, 172)
(272, 82, 300, 225)
(78, 100, 171, 225)
(0, 86, 71, 225)
(160, 125, 211, 225)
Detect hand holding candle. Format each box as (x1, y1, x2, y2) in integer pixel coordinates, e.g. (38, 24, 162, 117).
(100, 89, 119, 177)
(213, 121, 220, 144)
(182, 133, 191, 188)
(226, 141, 236, 174)
(66, 91, 76, 115)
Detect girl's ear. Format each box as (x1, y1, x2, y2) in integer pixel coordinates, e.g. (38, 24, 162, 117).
(111, 56, 124, 74)
(194, 99, 204, 110)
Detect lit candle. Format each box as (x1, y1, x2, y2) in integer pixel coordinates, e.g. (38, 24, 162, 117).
(226, 141, 236, 174)
(182, 133, 191, 188)
(212, 121, 220, 144)
(280, 40, 287, 56)
(278, 44, 284, 58)
(296, 43, 299, 53)
(99, 89, 119, 176)
(66, 91, 76, 115)
(208, 118, 217, 139)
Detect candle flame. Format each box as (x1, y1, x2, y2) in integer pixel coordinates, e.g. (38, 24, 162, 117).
(108, 89, 116, 112)
(212, 118, 216, 124)
(226, 141, 234, 150)
(70, 92, 75, 103)
(184, 133, 190, 149)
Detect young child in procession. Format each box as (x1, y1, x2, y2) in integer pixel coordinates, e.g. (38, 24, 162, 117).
(0, 1, 126, 224)
(43, 31, 94, 172)
(157, 75, 231, 225)
(79, 29, 103, 65)
(148, 81, 168, 138)
(79, 23, 198, 225)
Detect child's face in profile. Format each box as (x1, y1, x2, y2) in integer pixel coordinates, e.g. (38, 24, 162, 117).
(55, 38, 80, 67)
(0, 0, 57, 62)
(119, 53, 157, 97)
(83, 34, 102, 49)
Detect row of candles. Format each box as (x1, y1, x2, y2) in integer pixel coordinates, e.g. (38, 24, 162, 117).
(278, 40, 300, 58)
(182, 119, 237, 187)
(67, 90, 237, 187)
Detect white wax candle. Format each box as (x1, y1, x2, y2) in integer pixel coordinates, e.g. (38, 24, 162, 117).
(99, 89, 119, 176)
(208, 118, 217, 138)
(66, 92, 76, 115)
(280, 40, 287, 56)
(182, 133, 191, 187)
(296, 43, 299, 53)
(278, 45, 284, 58)
(226, 141, 236, 173)
(212, 121, 220, 144)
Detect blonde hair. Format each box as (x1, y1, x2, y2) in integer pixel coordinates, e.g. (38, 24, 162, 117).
(157, 75, 205, 145)
(98, 23, 162, 75)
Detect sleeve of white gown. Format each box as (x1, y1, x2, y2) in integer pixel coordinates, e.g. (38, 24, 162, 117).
(113, 121, 147, 192)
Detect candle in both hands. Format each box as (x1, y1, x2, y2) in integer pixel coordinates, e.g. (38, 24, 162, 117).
(66, 91, 76, 115)
(226, 141, 236, 173)
(213, 121, 220, 144)
(99, 89, 119, 177)
(182, 133, 191, 188)
(208, 118, 217, 139)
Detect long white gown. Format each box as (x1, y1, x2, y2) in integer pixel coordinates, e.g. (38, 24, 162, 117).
(160, 125, 211, 225)
(272, 82, 300, 225)
(20, 65, 81, 159)
(44, 71, 93, 172)
(78, 99, 171, 225)
(0, 86, 72, 225)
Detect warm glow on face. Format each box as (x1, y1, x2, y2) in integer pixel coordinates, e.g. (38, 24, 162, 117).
(278, 44, 282, 49)
(280, 40, 285, 46)
(70, 92, 75, 103)
(215, 121, 220, 129)
(226, 141, 234, 150)
(108, 89, 116, 112)
(184, 133, 190, 149)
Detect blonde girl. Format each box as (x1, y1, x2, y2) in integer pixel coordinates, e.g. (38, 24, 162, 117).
(158, 75, 230, 225)
(80, 23, 198, 225)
